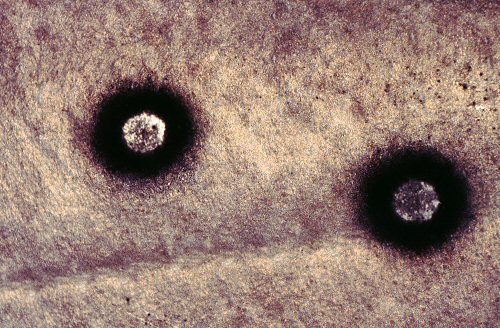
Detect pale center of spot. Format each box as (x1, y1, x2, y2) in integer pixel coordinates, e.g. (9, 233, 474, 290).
(392, 180, 441, 222)
(122, 112, 166, 153)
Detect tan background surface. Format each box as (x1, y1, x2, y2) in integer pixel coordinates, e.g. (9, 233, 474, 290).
(0, 0, 498, 326)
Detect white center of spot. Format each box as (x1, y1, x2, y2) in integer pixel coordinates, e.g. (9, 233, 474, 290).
(392, 180, 441, 222)
(122, 112, 167, 154)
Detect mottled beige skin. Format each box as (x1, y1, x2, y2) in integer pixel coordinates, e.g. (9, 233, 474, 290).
(0, 0, 498, 327)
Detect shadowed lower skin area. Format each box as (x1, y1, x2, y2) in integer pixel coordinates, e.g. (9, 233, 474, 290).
(0, 0, 498, 327)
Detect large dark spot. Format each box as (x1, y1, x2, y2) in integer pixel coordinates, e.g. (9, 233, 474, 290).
(360, 147, 472, 252)
(92, 83, 197, 177)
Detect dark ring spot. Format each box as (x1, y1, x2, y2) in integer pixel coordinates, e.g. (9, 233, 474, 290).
(360, 147, 473, 252)
(92, 83, 197, 177)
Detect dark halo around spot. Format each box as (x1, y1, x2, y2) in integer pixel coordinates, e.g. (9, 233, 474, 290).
(360, 147, 473, 253)
(92, 83, 197, 177)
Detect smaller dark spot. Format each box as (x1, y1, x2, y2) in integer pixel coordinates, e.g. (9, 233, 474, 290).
(126, 297, 130, 304)
(479, 72, 483, 76)
(359, 147, 473, 252)
(483, 97, 489, 101)
(466, 128, 472, 133)
(437, 79, 441, 83)
(384, 83, 391, 93)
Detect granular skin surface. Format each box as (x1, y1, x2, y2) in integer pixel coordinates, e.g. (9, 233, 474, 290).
(0, 0, 498, 327)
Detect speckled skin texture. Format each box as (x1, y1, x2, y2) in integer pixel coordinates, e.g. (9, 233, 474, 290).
(0, 0, 498, 327)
